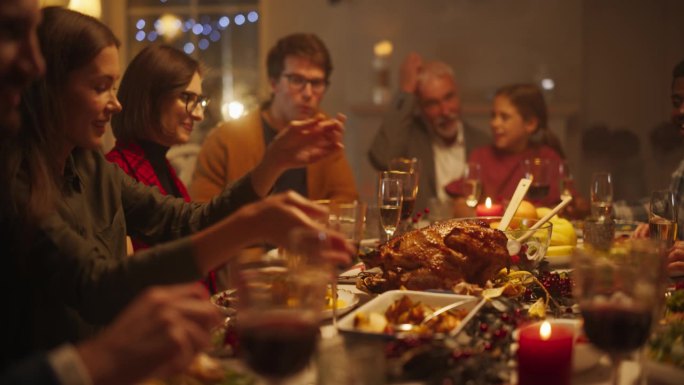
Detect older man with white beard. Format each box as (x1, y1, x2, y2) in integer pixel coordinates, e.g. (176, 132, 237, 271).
(369, 52, 489, 216)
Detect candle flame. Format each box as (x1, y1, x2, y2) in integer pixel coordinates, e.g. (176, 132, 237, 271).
(485, 197, 492, 209)
(539, 321, 551, 340)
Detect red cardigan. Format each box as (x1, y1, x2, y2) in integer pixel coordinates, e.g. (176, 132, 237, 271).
(106, 141, 216, 292)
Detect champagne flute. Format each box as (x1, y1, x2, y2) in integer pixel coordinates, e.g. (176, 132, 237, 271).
(378, 177, 403, 239)
(591, 172, 614, 218)
(235, 252, 327, 384)
(383, 170, 418, 223)
(558, 161, 574, 201)
(463, 162, 482, 208)
(572, 239, 667, 385)
(649, 190, 678, 247)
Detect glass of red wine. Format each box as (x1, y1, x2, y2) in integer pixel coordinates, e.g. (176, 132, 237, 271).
(572, 238, 667, 385)
(522, 158, 552, 205)
(234, 250, 328, 384)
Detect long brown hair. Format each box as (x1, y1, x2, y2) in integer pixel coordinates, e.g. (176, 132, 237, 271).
(495, 83, 565, 158)
(111, 44, 200, 143)
(1, 7, 119, 224)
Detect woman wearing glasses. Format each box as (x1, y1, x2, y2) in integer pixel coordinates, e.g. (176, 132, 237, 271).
(107, 44, 219, 290)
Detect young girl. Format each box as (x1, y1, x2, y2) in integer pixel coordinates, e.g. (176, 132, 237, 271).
(447, 83, 564, 207)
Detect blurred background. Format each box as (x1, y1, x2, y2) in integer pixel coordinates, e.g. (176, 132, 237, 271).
(43, 0, 684, 204)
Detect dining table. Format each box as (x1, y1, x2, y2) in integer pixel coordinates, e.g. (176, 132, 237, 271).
(205, 224, 682, 385)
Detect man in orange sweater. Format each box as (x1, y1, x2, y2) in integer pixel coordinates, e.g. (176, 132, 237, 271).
(191, 33, 357, 202)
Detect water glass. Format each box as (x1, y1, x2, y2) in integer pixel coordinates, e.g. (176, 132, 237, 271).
(649, 190, 678, 247)
(463, 162, 482, 208)
(378, 177, 402, 239)
(558, 161, 574, 201)
(328, 201, 367, 256)
(591, 172, 613, 218)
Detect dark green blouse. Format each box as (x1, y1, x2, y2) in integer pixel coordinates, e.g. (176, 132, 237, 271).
(10, 148, 259, 356)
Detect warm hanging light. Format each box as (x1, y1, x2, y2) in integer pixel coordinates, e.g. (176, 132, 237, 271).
(155, 13, 182, 41)
(68, 0, 101, 19)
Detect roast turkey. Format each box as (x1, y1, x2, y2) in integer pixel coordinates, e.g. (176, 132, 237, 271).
(361, 219, 510, 291)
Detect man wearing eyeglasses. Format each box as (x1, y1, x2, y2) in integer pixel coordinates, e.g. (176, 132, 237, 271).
(191, 33, 358, 202)
(368, 52, 489, 216)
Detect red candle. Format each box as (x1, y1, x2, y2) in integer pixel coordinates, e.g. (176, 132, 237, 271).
(518, 320, 573, 385)
(475, 197, 503, 217)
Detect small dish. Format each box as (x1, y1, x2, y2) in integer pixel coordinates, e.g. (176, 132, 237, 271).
(322, 288, 360, 319)
(337, 290, 483, 338)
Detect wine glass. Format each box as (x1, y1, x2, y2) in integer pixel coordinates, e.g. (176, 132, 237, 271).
(591, 172, 614, 218)
(572, 238, 667, 385)
(649, 190, 678, 247)
(522, 158, 552, 205)
(235, 251, 327, 384)
(558, 161, 574, 201)
(463, 162, 482, 208)
(388, 158, 420, 220)
(383, 170, 418, 225)
(378, 176, 403, 240)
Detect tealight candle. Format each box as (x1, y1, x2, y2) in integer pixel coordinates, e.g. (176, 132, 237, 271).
(518, 320, 573, 385)
(475, 197, 503, 217)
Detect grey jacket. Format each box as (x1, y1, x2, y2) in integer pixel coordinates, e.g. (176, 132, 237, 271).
(368, 92, 490, 214)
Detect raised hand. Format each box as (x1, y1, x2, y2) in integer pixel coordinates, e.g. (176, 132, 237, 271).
(400, 52, 423, 93)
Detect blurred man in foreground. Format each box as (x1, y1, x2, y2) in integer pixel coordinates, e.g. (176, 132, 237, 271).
(629, 59, 684, 277)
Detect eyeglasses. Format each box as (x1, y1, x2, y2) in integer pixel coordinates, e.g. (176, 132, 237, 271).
(179, 91, 210, 114)
(281, 73, 328, 93)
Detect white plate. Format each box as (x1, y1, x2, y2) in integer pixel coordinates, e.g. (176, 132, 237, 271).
(360, 238, 380, 248)
(323, 288, 359, 319)
(337, 290, 483, 338)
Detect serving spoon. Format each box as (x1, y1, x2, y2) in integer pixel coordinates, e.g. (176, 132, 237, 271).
(393, 299, 470, 333)
(506, 196, 573, 256)
(498, 178, 533, 231)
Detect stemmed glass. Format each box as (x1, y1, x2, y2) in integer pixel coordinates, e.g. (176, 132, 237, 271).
(591, 172, 614, 218)
(463, 162, 482, 208)
(572, 239, 667, 385)
(235, 251, 328, 384)
(558, 161, 574, 201)
(388, 158, 420, 221)
(378, 176, 403, 240)
(649, 190, 678, 247)
(522, 158, 552, 205)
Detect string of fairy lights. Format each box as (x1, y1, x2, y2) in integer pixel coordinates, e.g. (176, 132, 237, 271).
(134, 10, 259, 55)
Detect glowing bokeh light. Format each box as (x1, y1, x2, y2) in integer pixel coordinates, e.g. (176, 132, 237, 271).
(136, 19, 145, 30)
(198, 39, 209, 50)
(234, 14, 245, 26)
(135, 31, 146, 42)
(247, 11, 259, 23)
(184, 42, 195, 54)
(218, 16, 230, 29)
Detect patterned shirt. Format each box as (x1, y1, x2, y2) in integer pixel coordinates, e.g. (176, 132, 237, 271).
(614, 157, 684, 239)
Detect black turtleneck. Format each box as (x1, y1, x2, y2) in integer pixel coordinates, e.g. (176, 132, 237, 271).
(139, 140, 183, 198)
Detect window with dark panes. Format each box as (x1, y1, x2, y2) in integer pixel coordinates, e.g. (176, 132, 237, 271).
(127, 0, 259, 142)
